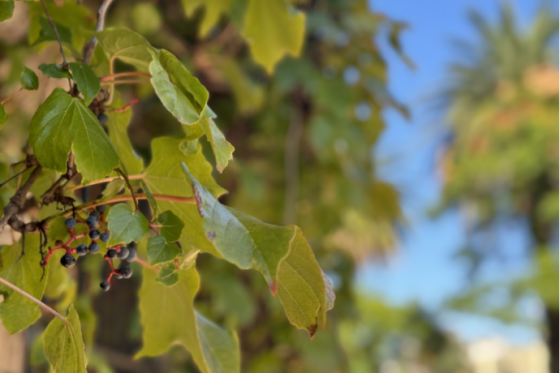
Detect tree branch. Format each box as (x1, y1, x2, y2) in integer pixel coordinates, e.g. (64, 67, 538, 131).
(0, 165, 43, 231)
(0, 276, 66, 323)
(82, 0, 115, 65)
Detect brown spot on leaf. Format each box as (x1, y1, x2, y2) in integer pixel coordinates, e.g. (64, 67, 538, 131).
(193, 186, 204, 217)
(269, 281, 277, 297)
(307, 322, 318, 341)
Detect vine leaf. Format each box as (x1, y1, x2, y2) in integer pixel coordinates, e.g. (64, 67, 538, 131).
(29, 88, 119, 185)
(0, 235, 48, 334)
(106, 203, 149, 246)
(182, 163, 333, 337)
(137, 266, 240, 373)
(141, 137, 226, 256)
(43, 304, 87, 373)
(155, 261, 179, 286)
(182, 0, 233, 37)
(242, 0, 306, 73)
(0, 1, 14, 23)
(149, 49, 209, 125)
(20, 67, 39, 90)
(147, 235, 180, 265)
(96, 28, 154, 70)
(200, 117, 234, 173)
(38, 63, 73, 79)
(0, 103, 5, 128)
(158, 210, 184, 242)
(68, 62, 100, 105)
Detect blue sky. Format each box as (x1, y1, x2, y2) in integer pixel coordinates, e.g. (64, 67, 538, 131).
(359, 0, 555, 343)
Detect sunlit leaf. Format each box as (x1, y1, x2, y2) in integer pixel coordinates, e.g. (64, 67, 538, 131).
(155, 261, 179, 286)
(29, 88, 119, 184)
(200, 117, 234, 173)
(43, 304, 87, 373)
(96, 28, 154, 70)
(182, 0, 233, 37)
(106, 203, 149, 246)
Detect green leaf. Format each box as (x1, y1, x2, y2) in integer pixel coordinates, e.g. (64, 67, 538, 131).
(147, 235, 181, 265)
(182, 164, 331, 337)
(149, 49, 209, 125)
(34, 17, 74, 48)
(140, 137, 226, 256)
(29, 88, 119, 184)
(158, 210, 184, 242)
(38, 63, 73, 79)
(0, 103, 5, 128)
(200, 117, 234, 173)
(155, 261, 179, 286)
(136, 267, 240, 373)
(106, 96, 144, 175)
(43, 304, 87, 373)
(96, 28, 154, 70)
(106, 203, 149, 246)
(182, 0, 234, 37)
(0, 235, 48, 334)
(0, 0, 14, 23)
(20, 67, 39, 90)
(68, 62, 100, 105)
(242, 0, 306, 73)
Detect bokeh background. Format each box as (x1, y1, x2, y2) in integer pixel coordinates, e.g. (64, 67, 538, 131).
(0, 0, 557, 372)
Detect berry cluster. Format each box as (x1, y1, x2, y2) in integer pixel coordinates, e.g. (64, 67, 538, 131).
(41, 204, 137, 292)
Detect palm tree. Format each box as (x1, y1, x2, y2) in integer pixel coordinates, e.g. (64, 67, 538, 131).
(437, 3, 559, 372)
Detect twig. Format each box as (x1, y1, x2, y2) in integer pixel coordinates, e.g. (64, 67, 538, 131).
(65, 174, 144, 193)
(100, 79, 151, 86)
(1, 88, 22, 105)
(135, 257, 157, 271)
(83, 0, 115, 65)
(110, 98, 139, 113)
(0, 166, 43, 231)
(40, 0, 71, 90)
(100, 72, 151, 82)
(114, 168, 139, 211)
(0, 276, 67, 323)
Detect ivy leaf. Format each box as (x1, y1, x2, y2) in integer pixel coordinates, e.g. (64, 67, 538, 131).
(147, 235, 181, 265)
(182, 0, 233, 37)
(43, 304, 87, 373)
(68, 62, 100, 105)
(158, 210, 184, 242)
(183, 164, 331, 337)
(39, 63, 73, 79)
(0, 1, 14, 23)
(155, 261, 179, 286)
(20, 67, 39, 90)
(106, 203, 149, 246)
(0, 103, 5, 128)
(200, 117, 234, 173)
(242, 0, 306, 73)
(0, 235, 48, 334)
(29, 88, 119, 185)
(141, 137, 226, 256)
(137, 267, 240, 373)
(96, 28, 154, 70)
(149, 49, 209, 125)
(106, 95, 143, 175)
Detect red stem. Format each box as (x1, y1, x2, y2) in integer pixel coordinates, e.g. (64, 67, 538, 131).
(100, 72, 151, 82)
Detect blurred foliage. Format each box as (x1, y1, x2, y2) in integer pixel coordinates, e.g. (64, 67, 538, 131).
(0, 0, 473, 372)
(436, 2, 559, 359)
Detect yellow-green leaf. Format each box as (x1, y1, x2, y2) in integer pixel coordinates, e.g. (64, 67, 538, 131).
(242, 0, 306, 73)
(96, 28, 154, 71)
(182, 0, 234, 37)
(200, 117, 234, 173)
(43, 304, 87, 373)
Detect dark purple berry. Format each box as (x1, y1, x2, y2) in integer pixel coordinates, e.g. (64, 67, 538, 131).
(86, 216, 98, 228)
(117, 246, 129, 260)
(88, 242, 100, 254)
(127, 241, 137, 249)
(96, 204, 107, 213)
(100, 232, 110, 243)
(100, 280, 110, 291)
(98, 113, 108, 125)
(118, 263, 132, 279)
(89, 211, 100, 219)
(125, 248, 137, 262)
(76, 244, 88, 256)
(60, 254, 76, 268)
(89, 229, 100, 240)
(107, 249, 117, 259)
(65, 217, 77, 229)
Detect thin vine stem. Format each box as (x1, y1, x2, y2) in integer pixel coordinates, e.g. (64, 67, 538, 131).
(39, 0, 71, 90)
(100, 72, 152, 81)
(101, 79, 151, 86)
(1, 88, 22, 105)
(65, 174, 145, 193)
(0, 276, 67, 323)
(114, 168, 139, 211)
